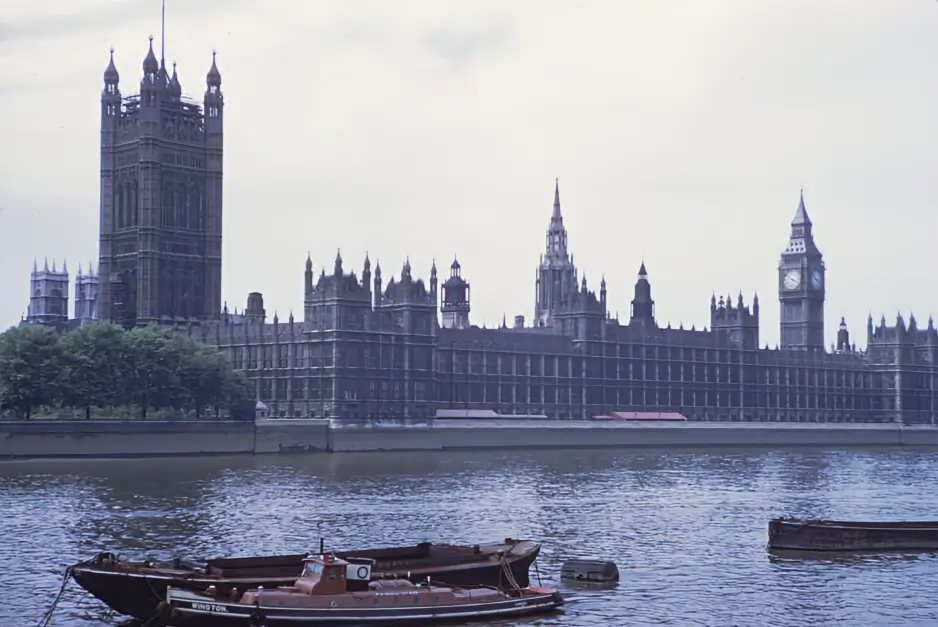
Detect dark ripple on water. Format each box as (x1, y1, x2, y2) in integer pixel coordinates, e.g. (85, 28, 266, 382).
(3, 448, 938, 626)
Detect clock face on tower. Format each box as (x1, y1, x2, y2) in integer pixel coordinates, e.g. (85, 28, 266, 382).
(783, 269, 801, 290)
(811, 269, 822, 289)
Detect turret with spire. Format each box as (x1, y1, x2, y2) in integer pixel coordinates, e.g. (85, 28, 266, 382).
(201, 46, 224, 323)
(169, 62, 182, 98)
(139, 35, 163, 113)
(629, 261, 656, 328)
(441, 257, 470, 329)
(362, 252, 373, 305)
(101, 46, 122, 152)
(836, 317, 851, 352)
(304, 252, 314, 300)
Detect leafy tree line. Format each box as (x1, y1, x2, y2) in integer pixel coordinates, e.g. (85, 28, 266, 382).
(0, 323, 254, 420)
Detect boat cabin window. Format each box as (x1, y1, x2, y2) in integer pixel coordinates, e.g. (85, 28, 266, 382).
(305, 563, 323, 576)
(327, 565, 345, 581)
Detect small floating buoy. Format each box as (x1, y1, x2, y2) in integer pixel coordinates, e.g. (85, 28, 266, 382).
(560, 559, 620, 583)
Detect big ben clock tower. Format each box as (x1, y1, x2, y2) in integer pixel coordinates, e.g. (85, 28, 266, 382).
(778, 190, 825, 350)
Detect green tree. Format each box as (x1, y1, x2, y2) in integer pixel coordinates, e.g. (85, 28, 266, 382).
(0, 322, 254, 421)
(125, 325, 187, 419)
(180, 344, 228, 418)
(217, 363, 253, 418)
(0, 325, 64, 418)
(58, 323, 130, 419)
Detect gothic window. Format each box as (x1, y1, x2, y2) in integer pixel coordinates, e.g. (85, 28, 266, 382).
(124, 181, 134, 229)
(188, 186, 202, 229)
(161, 182, 174, 227)
(175, 185, 187, 227)
(115, 182, 125, 229)
(124, 182, 132, 228)
(49, 288, 64, 315)
(177, 270, 190, 318)
(129, 180, 138, 226)
(160, 267, 174, 316)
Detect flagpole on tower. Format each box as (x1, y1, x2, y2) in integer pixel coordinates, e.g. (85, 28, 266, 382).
(160, 0, 166, 66)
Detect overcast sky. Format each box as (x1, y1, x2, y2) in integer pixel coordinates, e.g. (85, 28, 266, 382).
(2, 0, 937, 348)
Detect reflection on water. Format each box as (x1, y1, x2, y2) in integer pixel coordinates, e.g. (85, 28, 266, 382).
(2, 448, 938, 626)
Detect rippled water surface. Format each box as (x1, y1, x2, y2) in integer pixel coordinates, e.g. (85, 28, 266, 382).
(4, 448, 938, 626)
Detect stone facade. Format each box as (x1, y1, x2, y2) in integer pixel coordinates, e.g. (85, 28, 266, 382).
(97, 39, 223, 328)
(190, 252, 439, 420)
(187, 184, 938, 425)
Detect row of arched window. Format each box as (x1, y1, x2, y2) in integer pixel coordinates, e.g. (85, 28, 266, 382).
(115, 180, 139, 229)
(160, 183, 204, 229)
(113, 179, 204, 230)
(160, 268, 202, 318)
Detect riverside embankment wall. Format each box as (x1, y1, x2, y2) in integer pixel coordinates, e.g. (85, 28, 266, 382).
(2, 419, 938, 460)
(0, 420, 256, 459)
(324, 420, 938, 452)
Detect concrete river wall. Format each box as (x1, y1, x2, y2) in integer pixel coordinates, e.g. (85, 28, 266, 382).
(0, 420, 256, 459)
(2, 419, 937, 460)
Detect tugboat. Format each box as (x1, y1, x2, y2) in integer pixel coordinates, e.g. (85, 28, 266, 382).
(71, 538, 539, 621)
(165, 553, 564, 626)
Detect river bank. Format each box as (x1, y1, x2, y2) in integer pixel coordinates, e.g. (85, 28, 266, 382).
(2, 419, 938, 460)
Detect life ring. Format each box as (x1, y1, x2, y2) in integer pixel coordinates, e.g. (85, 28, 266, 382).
(249, 607, 267, 627)
(356, 566, 369, 579)
(330, 600, 338, 608)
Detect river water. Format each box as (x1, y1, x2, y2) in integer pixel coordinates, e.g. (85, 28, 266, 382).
(3, 448, 938, 626)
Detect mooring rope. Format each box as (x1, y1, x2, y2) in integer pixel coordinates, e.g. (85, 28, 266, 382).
(35, 567, 72, 627)
(500, 556, 523, 591)
(138, 601, 170, 627)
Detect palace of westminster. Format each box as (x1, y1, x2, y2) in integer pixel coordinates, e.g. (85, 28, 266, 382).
(21, 37, 938, 425)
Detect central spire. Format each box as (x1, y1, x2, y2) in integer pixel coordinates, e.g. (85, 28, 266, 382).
(551, 178, 563, 226)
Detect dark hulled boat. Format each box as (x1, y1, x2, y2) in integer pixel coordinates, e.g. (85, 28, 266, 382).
(70, 538, 540, 621)
(768, 517, 938, 552)
(165, 553, 563, 626)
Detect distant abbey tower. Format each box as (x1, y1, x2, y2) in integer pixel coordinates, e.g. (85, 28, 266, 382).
(97, 37, 224, 327)
(75, 262, 100, 322)
(26, 259, 69, 324)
